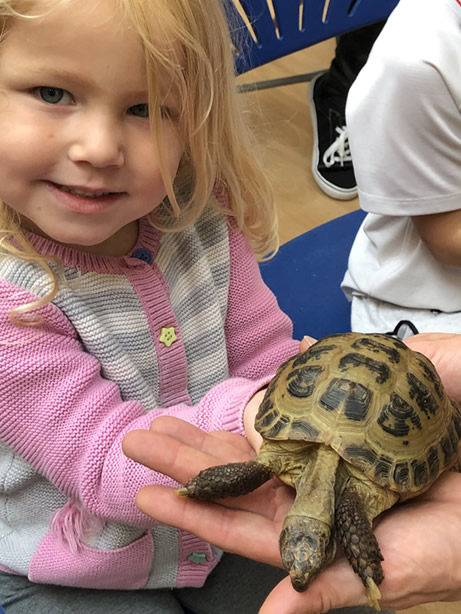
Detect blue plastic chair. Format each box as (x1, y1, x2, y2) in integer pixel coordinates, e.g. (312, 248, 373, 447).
(260, 209, 366, 339)
(228, 0, 400, 75)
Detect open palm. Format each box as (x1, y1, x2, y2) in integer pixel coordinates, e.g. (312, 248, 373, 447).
(124, 417, 294, 567)
(123, 417, 461, 613)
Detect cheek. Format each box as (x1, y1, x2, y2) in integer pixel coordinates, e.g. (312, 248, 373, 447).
(141, 132, 184, 191)
(164, 124, 185, 176)
(0, 122, 57, 168)
(168, 146, 183, 179)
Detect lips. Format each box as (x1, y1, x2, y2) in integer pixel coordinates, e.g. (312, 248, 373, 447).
(51, 182, 116, 199)
(46, 180, 124, 215)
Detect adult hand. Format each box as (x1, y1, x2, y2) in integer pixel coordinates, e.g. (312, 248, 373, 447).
(123, 416, 461, 613)
(405, 332, 461, 401)
(260, 467, 461, 613)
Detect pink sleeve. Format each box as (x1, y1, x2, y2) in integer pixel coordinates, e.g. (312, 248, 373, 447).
(225, 225, 299, 378)
(0, 283, 289, 529)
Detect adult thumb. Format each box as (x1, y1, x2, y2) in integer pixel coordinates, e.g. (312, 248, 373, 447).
(259, 561, 368, 614)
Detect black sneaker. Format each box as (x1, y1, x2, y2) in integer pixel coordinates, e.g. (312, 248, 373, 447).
(308, 73, 357, 200)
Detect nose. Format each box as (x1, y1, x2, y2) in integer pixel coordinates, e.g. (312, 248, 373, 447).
(68, 112, 125, 168)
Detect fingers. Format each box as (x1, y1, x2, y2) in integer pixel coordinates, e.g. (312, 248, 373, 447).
(123, 429, 196, 486)
(123, 417, 253, 486)
(258, 552, 451, 614)
(150, 415, 252, 456)
(123, 427, 250, 488)
(135, 484, 283, 567)
(210, 429, 255, 454)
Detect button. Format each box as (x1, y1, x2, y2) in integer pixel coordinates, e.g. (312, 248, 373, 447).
(159, 327, 177, 347)
(187, 552, 207, 564)
(131, 247, 153, 265)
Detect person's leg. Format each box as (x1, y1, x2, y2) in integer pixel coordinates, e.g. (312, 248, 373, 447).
(323, 22, 386, 100)
(176, 554, 286, 614)
(0, 572, 184, 614)
(308, 21, 385, 200)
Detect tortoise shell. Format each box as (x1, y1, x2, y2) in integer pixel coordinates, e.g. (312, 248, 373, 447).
(256, 332, 461, 495)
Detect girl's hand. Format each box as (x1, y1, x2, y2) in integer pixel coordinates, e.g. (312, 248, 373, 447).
(243, 336, 318, 451)
(243, 388, 266, 451)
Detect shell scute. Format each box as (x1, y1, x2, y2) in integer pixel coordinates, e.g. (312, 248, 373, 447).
(319, 378, 371, 422)
(406, 372, 438, 418)
(427, 446, 440, 481)
(351, 335, 402, 363)
(286, 365, 323, 398)
(338, 352, 391, 384)
(377, 394, 423, 437)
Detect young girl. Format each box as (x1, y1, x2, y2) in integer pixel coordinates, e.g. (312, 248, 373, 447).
(0, 0, 302, 611)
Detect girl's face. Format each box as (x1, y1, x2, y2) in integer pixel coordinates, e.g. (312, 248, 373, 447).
(0, 0, 183, 256)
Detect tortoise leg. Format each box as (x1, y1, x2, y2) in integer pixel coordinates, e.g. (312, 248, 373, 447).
(176, 460, 273, 499)
(335, 486, 384, 610)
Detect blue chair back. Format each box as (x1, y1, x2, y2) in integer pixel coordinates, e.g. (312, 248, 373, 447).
(259, 209, 366, 340)
(228, 0, 399, 73)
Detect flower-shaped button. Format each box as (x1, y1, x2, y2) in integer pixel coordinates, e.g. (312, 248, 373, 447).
(187, 552, 207, 564)
(159, 327, 177, 347)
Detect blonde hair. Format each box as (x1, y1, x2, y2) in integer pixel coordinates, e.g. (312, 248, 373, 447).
(0, 0, 278, 324)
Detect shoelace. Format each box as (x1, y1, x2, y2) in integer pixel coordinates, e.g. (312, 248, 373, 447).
(322, 126, 352, 168)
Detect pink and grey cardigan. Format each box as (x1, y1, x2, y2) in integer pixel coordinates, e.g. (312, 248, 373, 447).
(0, 202, 298, 590)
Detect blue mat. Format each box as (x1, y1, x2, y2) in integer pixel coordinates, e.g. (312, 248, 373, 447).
(259, 209, 366, 340)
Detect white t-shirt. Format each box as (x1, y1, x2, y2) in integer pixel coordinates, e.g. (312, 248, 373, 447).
(342, 0, 461, 315)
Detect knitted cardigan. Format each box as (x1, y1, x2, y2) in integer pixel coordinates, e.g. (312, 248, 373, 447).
(0, 202, 298, 590)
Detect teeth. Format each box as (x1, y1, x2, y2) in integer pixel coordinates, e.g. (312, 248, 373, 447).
(58, 184, 111, 198)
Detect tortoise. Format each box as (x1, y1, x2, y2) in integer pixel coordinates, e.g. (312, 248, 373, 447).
(176, 332, 461, 609)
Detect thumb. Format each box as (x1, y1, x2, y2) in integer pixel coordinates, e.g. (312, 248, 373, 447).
(259, 561, 369, 614)
(299, 335, 317, 353)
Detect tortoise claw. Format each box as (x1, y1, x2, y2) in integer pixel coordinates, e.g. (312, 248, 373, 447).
(366, 577, 382, 611)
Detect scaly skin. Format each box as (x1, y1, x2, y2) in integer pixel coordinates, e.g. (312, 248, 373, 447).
(176, 459, 273, 499)
(336, 486, 384, 609)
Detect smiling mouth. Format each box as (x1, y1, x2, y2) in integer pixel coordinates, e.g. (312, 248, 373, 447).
(52, 182, 116, 199)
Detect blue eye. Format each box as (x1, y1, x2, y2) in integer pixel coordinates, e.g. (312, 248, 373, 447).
(129, 104, 149, 118)
(37, 87, 66, 104)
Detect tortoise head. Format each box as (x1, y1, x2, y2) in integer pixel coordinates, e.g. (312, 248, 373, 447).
(279, 516, 335, 592)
